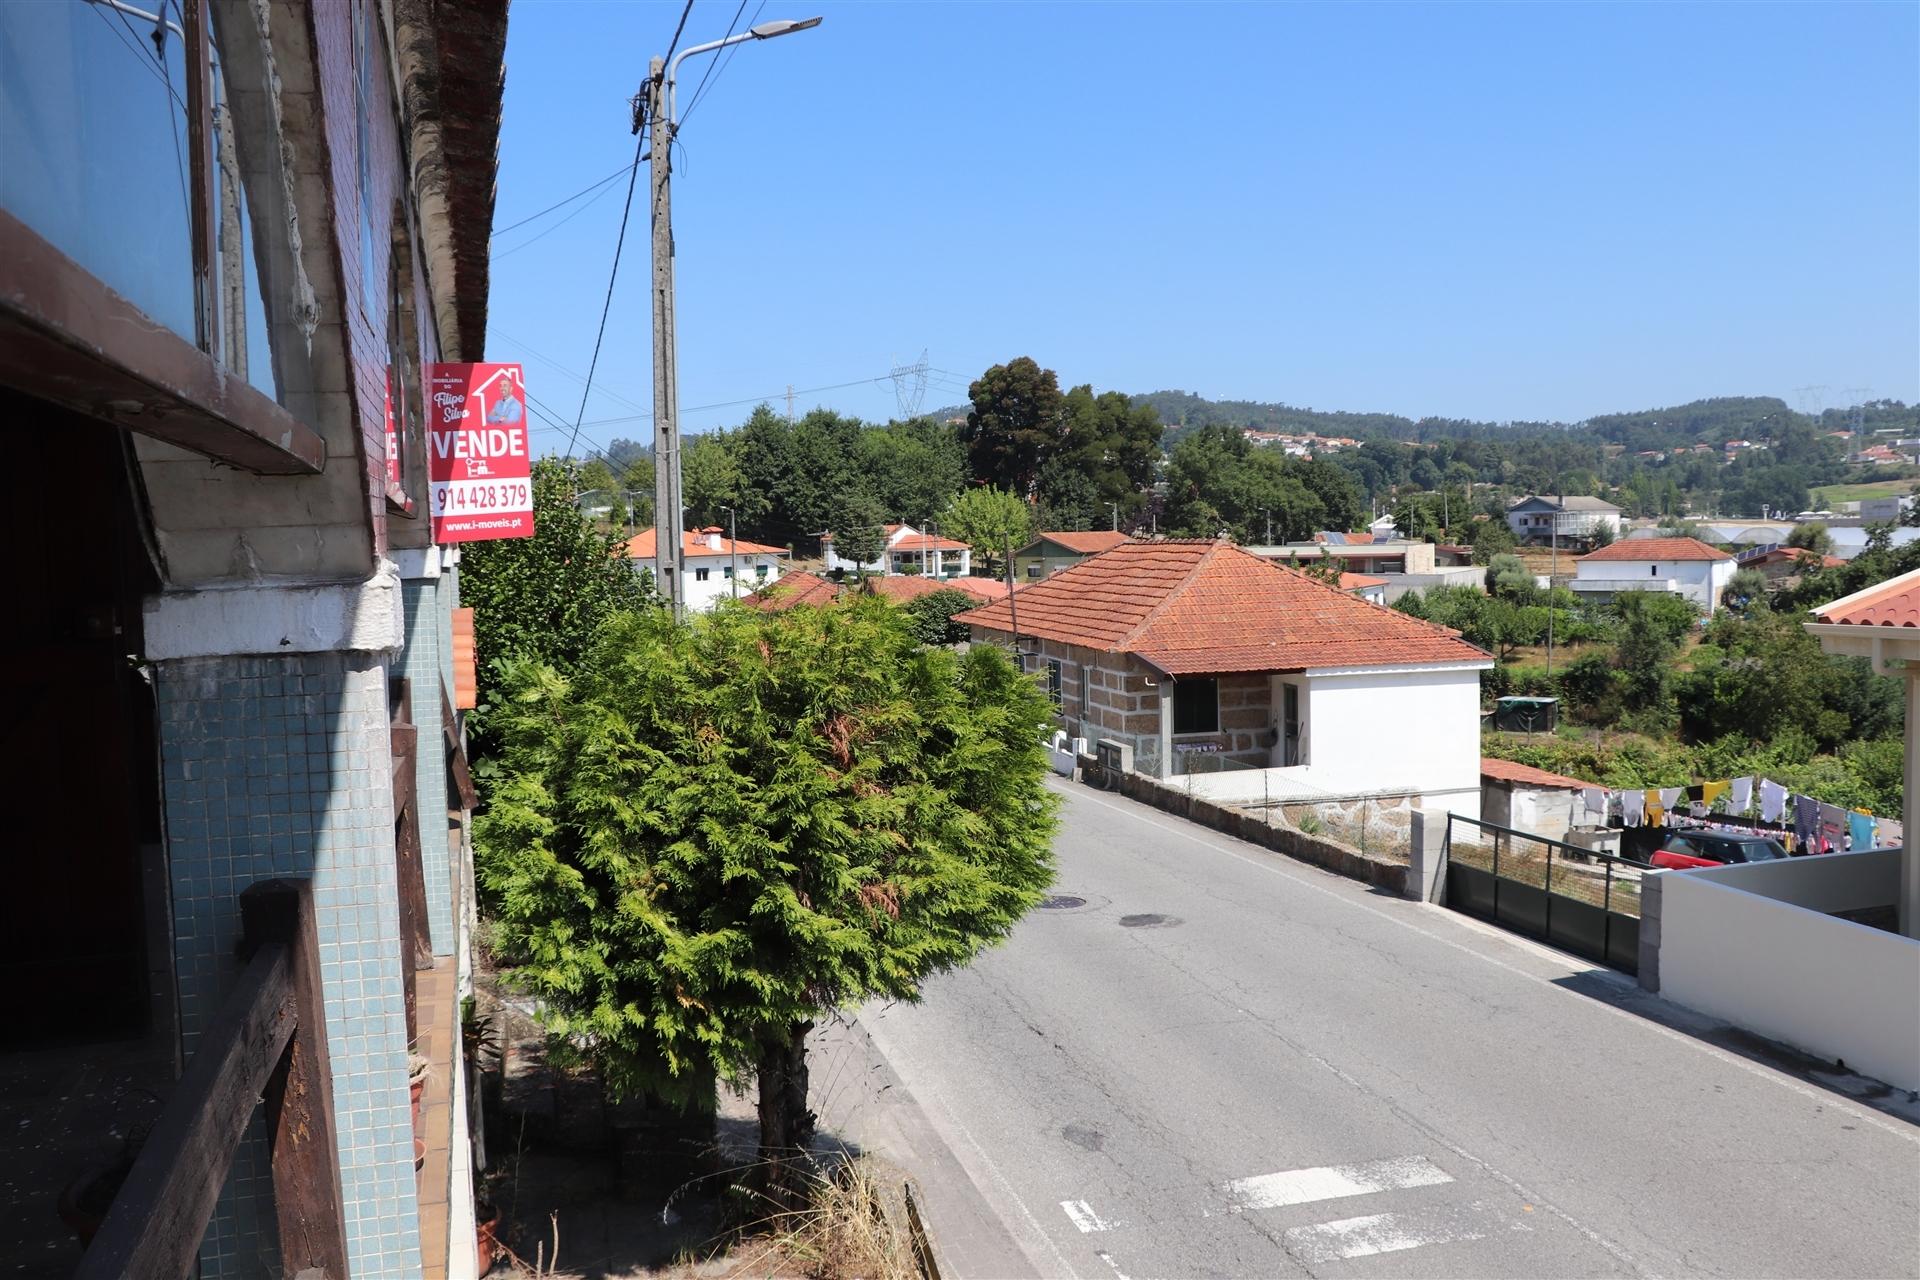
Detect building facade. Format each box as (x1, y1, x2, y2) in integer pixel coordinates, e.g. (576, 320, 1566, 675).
(0, 0, 507, 1273)
(1572, 537, 1736, 615)
(824, 522, 973, 578)
(1013, 531, 1130, 581)
(626, 526, 788, 611)
(1506, 496, 1625, 545)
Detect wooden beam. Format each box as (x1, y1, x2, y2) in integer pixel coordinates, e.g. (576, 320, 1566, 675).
(242, 879, 350, 1280)
(0, 208, 325, 475)
(73, 944, 294, 1280)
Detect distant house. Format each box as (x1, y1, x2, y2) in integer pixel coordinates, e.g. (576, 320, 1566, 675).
(1480, 757, 1596, 841)
(1738, 546, 1846, 583)
(1506, 495, 1624, 545)
(955, 540, 1491, 815)
(1571, 536, 1735, 615)
(823, 522, 972, 579)
(744, 569, 839, 611)
(746, 570, 1011, 612)
(1339, 572, 1389, 605)
(623, 526, 788, 611)
(866, 575, 1010, 604)
(1014, 530, 1130, 580)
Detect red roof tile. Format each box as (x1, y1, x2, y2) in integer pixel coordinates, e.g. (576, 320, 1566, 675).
(1812, 566, 1920, 628)
(955, 540, 1489, 675)
(1577, 536, 1731, 563)
(1480, 756, 1594, 790)
(743, 571, 839, 611)
(622, 527, 789, 559)
(1034, 531, 1131, 555)
(866, 576, 1010, 603)
(890, 532, 971, 553)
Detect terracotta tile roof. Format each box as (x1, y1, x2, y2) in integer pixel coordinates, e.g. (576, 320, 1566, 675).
(621, 527, 789, 559)
(1033, 531, 1131, 555)
(1479, 757, 1594, 790)
(866, 576, 1009, 603)
(743, 570, 839, 611)
(891, 532, 971, 553)
(1577, 536, 1731, 563)
(1338, 572, 1388, 590)
(1751, 547, 1845, 568)
(1812, 566, 1920, 628)
(955, 540, 1489, 675)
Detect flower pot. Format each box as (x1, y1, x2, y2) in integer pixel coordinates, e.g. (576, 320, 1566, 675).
(476, 1202, 502, 1275)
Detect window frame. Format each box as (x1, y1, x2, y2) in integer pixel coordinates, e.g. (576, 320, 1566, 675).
(1172, 678, 1220, 735)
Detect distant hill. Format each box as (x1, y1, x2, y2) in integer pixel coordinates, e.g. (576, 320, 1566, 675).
(928, 390, 1918, 450)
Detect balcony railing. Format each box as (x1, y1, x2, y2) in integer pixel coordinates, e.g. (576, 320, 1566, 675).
(74, 878, 347, 1280)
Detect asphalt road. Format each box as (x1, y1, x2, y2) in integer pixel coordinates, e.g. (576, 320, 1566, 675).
(858, 781, 1920, 1280)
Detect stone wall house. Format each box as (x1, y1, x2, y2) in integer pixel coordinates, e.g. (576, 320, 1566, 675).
(0, 1, 508, 1273)
(957, 541, 1493, 815)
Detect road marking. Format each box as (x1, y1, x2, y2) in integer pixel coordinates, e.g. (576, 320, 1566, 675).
(1094, 1249, 1133, 1280)
(1058, 781, 1920, 1148)
(1060, 1199, 1113, 1233)
(1225, 1156, 1452, 1211)
(1283, 1207, 1497, 1264)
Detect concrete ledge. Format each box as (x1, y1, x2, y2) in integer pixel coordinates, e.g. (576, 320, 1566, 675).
(144, 561, 405, 658)
(1114, 771, 1409, 894)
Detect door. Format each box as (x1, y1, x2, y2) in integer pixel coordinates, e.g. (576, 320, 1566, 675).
(1282, 682, 1301, 766)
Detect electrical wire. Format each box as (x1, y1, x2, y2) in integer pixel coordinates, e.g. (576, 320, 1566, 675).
(491, 330, 651, 415)
(490, 175, 626, 260)
(676, 0, 755, 127)
(490, 161, 636, 238)
(559, 125, 646, 464)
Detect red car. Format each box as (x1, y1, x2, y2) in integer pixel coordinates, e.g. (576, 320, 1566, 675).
(1649, 831, 1790, 870)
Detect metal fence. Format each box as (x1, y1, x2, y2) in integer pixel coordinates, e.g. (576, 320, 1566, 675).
(1444, 813, 1649, 973)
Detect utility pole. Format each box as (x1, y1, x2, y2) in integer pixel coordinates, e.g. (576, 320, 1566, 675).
(644, 55, 685, 621)
(1109, 501, 1119, 532)
(1546, 511, 1557, 678)
(1264, 508, 1273, 545)
(638, 16, 822, 623)
(724, 505, 738, 600)
(1004, 531, 1021, 664)
(786, 384, 795, 423)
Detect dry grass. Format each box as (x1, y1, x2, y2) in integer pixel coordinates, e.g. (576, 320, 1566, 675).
(655, 1157, 920, 1280)
(1449, 838, 1642, 916)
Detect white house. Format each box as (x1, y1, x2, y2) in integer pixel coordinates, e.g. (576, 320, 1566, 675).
(624, 526, 788, 611)
(1570, 536, 1736, 615)
(956, 540, 1492, 818)
(1506, 495, 1624, 545)
(824, 522, 972, 579)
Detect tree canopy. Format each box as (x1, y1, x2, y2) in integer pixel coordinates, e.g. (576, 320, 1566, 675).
(475, 599, 1058, 1192)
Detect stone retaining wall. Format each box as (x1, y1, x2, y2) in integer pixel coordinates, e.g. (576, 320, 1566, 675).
(1114, 771, 1409, 895)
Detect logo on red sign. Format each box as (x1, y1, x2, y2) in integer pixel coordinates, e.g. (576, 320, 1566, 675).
(426, 362, 535, 544)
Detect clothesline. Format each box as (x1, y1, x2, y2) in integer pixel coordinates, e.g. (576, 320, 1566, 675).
(1578, 775, 1891, 855)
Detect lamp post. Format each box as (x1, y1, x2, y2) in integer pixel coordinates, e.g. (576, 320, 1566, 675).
(640, 16, 822, 621)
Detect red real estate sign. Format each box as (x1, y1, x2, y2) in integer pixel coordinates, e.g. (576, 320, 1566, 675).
(427, 362, 535, 544)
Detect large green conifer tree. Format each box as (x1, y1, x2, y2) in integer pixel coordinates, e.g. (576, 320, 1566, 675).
(476, 598, 1058, 1198)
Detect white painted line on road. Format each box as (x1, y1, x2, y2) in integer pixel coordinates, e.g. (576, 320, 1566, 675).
(1060, 1199, 1114, 1233)
(1283, 1206, 1501, 1264)
(1059, 781, 1920, 1149)
(1094, 1249, 1132, 1280)
(1225, 1156, 1452, 1211)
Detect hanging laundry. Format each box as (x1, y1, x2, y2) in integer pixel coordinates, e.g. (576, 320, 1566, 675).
(1818, 804, 1847, 853)
(1793, 795, 1820, 851)
(1848, 811, 1877, 852)
(1759, 779, 1788, 824)
(1644, 788, 1664, 827)
(1582, 788, 1606, 822)
(1622, 789, 1645, 826)
(1729, 776, 1753, 814)
(1658, 788, 1682, 826)
(1701, 780, 1729, 811)
(1685, 783, 1706, 805)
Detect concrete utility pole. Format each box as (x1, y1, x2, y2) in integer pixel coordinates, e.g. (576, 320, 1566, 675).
(725, 505, 739, 600)
(640, 16, 821, 622)
(1110, 501, 1120, 532)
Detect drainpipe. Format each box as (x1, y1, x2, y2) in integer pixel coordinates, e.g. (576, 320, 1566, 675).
(1905, 668, 1918, 939)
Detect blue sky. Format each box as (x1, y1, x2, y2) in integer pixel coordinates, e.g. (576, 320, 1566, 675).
(486, 1, 1919, 458)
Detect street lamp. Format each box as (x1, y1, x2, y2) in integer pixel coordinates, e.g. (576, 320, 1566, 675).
(642, 16, 822, 622)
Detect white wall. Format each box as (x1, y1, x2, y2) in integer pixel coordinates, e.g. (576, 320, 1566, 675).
(1284, 664, 1487, 821)
(1573, 558, 1733, 613)
(685, 552, 782, 611)
(1656, 850, 1919, 1091)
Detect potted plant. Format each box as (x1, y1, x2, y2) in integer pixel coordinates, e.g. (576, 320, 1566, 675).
(408, 1052, 431, 1168)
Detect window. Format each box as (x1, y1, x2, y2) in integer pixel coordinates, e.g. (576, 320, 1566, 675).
(694, 567, 710, 582)
(723, 566, 734, 578)
(1173, 678, 1219, 734)
(1028, 563, 1043, 578)
(1077, 663, 1090, 717)
(756, 564, 769, 580)
(1047, 660, 1063, 707)
(1650, 564, 1658, 577)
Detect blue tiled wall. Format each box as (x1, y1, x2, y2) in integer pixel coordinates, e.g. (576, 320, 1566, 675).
(158, 652, 423, 1279)
(400, 577, 453, 955)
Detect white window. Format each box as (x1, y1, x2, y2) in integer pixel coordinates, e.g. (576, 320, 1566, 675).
(756, 564, 770, 580)
(723, 566, 734, 578)
(695, 567, 710, 582)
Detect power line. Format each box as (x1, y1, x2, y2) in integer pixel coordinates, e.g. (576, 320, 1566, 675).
(530, 372, 904, 437)
(492, 330, 651, 415)
(490, 175, 626, 259)
(677, 0, 756, 127)
(560, 126, 647, 463)
(490, 162, 634, 238)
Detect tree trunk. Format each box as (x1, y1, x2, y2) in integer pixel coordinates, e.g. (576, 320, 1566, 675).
(755, 1020, 815, 1211)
